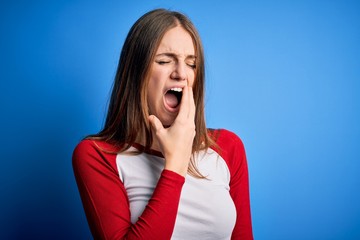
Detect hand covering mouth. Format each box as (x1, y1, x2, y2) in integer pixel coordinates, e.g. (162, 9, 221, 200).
(164, 87, 183, 109)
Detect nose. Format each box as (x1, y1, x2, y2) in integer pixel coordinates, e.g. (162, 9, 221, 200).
(170, 62, 187, 81)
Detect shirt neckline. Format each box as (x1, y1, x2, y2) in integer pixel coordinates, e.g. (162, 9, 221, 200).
(132, 142, 164, 158)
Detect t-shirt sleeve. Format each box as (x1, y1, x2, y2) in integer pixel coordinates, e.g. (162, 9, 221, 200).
(72, 140, 185, 240)
(215, 129, 254, 240)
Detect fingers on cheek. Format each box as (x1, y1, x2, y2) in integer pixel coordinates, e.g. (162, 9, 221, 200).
(182, 87, 188, 102)
(186, 87, 191, 108)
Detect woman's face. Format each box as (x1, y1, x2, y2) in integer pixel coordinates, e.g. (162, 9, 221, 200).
(147, 26, 196, 127)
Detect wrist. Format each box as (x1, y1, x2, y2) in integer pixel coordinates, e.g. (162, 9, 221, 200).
(164, 160, 189, 177)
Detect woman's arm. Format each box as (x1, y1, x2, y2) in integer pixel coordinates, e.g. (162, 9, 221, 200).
(148, 86, 196, 177)
(73, 87, 196, 239)
(73, 140, 185, 240)
(215, 129, 254, 240)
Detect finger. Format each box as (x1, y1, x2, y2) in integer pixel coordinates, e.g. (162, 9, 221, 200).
(186, 78, 193, 118)
(176, 86, 190, 121)
(148, 115, 164, 133)
(188, 86, 196, 120)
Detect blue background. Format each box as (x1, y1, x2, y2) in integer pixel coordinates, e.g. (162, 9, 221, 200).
(1, 0, 359, 239)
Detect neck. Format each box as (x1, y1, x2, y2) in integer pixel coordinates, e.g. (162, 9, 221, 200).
(150, 138, 161, 152)
(135, 129, 161, 152)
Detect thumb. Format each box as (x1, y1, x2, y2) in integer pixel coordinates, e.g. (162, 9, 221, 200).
(148, 115, 164, 133)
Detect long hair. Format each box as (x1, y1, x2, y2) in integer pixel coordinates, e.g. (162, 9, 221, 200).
(89, 9, 217, 177)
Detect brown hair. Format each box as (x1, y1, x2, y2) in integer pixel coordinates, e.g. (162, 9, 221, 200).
(88, 9, 216, 177)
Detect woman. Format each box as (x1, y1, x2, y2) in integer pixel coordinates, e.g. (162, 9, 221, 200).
(73, 9, 253, 240)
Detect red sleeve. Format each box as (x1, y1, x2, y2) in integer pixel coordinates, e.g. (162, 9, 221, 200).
(72, 140, 185, 240)
(214, 129, 254, 240)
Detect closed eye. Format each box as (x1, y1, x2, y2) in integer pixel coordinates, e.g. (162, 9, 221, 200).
(156, 60, 171, 65)
(188, 64, 196, 69)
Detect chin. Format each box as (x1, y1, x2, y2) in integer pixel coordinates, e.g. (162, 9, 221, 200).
(159, 115, 175, 128)
(161, 120, 174, 128)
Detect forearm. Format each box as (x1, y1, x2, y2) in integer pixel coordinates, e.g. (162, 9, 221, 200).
(73, 140, 185, 240)
(123, 170, 184, 240)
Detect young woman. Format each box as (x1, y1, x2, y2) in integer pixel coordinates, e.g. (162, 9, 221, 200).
(73, 9, 253, 240)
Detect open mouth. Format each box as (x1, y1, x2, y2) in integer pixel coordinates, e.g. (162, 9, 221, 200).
(164, 87, 183, 110)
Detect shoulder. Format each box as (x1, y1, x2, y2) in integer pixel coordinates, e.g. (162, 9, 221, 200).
(208, 128, 245, 153)
(208, 129, 247, 175)
(72, 139, 120, 173)
(73, 139, 118, 161)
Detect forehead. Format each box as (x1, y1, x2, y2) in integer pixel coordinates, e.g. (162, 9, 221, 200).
(156, 26, 195, 56)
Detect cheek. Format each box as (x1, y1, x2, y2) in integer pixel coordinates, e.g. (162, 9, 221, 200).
(148, 70, 161, 91)
(146, 89, 157, 115)
(147, 78, 162, 97)
(189, 71, 196, 87)
(147, 76, 163, 109)
(148, 67, 166, 87)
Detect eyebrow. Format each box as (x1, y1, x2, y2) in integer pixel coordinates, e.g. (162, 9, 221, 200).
(155, 53, 197, 59)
